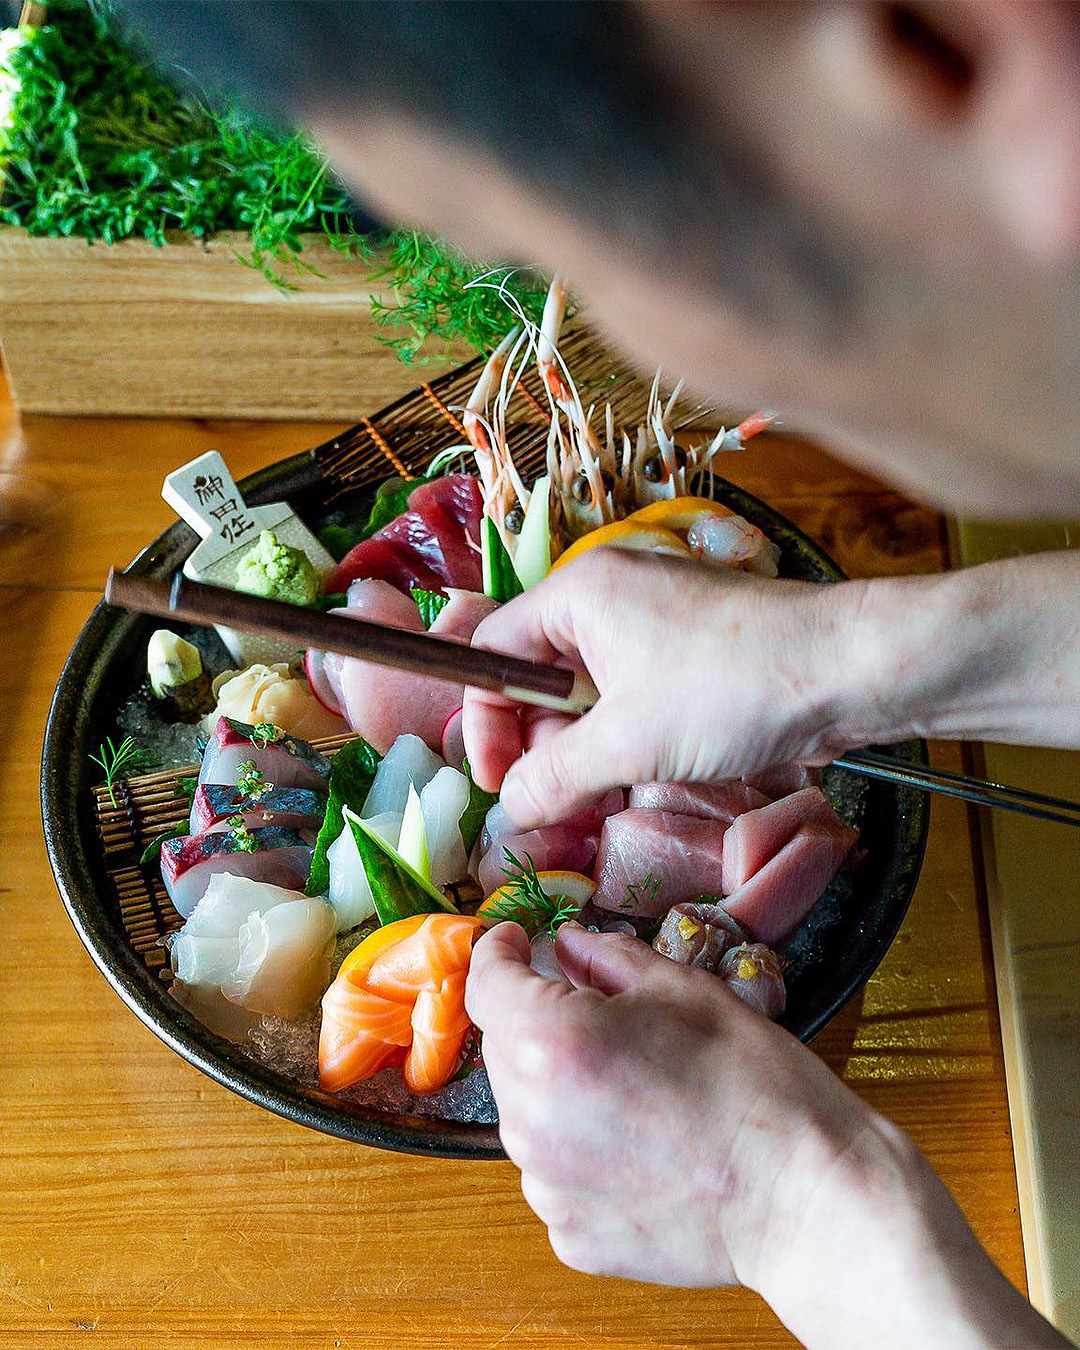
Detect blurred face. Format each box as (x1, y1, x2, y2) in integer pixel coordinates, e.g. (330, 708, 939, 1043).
(310, 1, 1080, 517)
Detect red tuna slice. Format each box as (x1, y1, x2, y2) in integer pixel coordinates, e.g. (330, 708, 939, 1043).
(378, 507, 461, 588)
(591, 809, 728, 916)
(722, 822, 857, 946)
(408, 473, 483, 545)
(721, 787, 850, 895)
(628, 780, 770, 822)
(325, 535, 447, 597)
(476, 827, 600, 898)
(413, 501, 483, 591)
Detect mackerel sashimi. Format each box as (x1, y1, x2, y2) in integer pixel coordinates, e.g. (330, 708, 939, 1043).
(198, 717, 331, 793)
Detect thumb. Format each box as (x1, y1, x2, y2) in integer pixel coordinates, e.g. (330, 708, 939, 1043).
(555, 923, 675, 996)
(499, 704, 630, 828)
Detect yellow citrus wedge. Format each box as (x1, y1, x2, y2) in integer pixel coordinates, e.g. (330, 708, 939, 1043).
(624, 496, 733, 533)
(552, 520, 690, 571)
(337, 914, 429, 978)
(478, 870, 597, 926)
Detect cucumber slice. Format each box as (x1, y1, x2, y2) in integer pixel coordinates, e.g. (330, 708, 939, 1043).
(343, 806, 457, 925)
(397, 784, 431, 883)
(512, 474, 552, 590)
(481, 516, 524, 603)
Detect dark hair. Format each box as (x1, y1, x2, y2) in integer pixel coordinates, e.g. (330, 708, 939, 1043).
(121, 1, 856, 334)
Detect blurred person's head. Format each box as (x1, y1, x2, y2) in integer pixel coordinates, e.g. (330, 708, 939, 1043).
(128, 1, 1080, 516)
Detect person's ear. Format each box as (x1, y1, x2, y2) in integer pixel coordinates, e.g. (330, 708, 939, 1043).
(820, 2, 1080, 262)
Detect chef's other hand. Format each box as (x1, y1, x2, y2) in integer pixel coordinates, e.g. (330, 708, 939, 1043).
(466, 922, 1072, 1349)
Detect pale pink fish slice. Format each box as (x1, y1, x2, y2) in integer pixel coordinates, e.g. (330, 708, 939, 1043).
(628, 780, 770, 822)
(722, 822, 857, 946)
(721, 787, 849, 895)
(591, 808, 728, 916)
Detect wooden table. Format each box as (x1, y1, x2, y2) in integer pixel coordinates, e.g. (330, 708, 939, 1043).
(0, 360, 1024, 1350)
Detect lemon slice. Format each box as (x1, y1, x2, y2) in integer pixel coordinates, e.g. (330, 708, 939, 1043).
(623, 496, 733, 533)
(479, 870, 597, 925)
(552, 520, 690, 571)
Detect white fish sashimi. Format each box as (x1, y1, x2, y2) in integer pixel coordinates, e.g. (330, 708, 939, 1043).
(361, 734, 445, 818)
(171, 980, 261, 1042)
(179, 874, 300, 939)
(222, 897, 337, 1019)
(170, 933, 239, 986)
(326, 810, 402, 931)
(420, 766, 471, 888)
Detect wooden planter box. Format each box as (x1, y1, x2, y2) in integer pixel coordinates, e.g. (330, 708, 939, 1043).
(0, 228, 464, 419)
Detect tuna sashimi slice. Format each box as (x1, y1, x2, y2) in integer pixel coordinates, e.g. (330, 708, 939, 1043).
(721, 787, 852, 895)
(407, 473, 483, 544)
(476, 826, 600, 898)
(723, 822, 857, 946)
(326, 535, 447, 597)
(591, 808, 728, 916)
(628, 780, 770, 822)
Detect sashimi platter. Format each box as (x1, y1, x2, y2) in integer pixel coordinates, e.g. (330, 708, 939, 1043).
(43, 285, 928, 1157)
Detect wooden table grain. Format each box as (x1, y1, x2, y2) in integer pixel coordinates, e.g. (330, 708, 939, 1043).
(0, 360, 1024, 1350)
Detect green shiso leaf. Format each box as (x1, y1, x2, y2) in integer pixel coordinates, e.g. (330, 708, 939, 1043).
(411, 587, 450, 629)
(343, 806, 457, 924)
(459, 757, 498, 856)
(305, 737, 381, 897)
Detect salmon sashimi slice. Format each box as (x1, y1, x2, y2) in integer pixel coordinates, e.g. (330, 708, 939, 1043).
(365, 914, 482, 1002)
(318, 977, 415, 1092)
(405, 970, 473, 1095)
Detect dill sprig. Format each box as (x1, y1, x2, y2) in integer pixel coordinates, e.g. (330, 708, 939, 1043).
(89, 734, 155, 807)
(483, 850, 580, 938)
(620, 872, 661, 911)
(0, 2, 549, 358)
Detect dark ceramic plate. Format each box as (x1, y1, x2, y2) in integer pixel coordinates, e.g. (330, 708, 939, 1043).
(42, 449, 929, 1159)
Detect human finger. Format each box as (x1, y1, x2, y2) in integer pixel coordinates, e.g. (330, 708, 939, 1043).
(498, 698, 640, 827)
(465, 921, 563, 1031)
(555, 923, 684, 996)
(461, 687, 526, 792)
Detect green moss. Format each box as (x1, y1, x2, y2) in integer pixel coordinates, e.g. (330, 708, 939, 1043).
(0, 0, 548, 359)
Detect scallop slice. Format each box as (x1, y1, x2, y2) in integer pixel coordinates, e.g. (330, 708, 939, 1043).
(326, 810, 402, 932)
(421, 766, 471, 888)
(361, 734, 445, 819)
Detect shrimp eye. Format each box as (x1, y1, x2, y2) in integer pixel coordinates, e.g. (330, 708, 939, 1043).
(599, 469, 616, 493)
(571, 472, 592, 502)
(504, 505, 525, 534)
(643, 455, 664, 482)
(673, 446, 688, 469)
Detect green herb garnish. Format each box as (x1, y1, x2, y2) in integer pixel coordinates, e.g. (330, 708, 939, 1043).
(225, 813, 259, 853)
(173, 775, 198, 803)
(139, 824, 184, 866)
(620, 872, 661, 912)
(0, 3, 548, 359)
(483, 850, 579, 938)
(411, 587, 450, 630)
(306, 737, 382, 896)
(236, 758, 273, 800)
(458, 758, 497, 854)
(249, 722, 283, 749)
(89, 734, 155, 808)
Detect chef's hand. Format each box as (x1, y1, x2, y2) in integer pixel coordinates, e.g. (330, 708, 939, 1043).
(463, 548, 873, 825)
(467, 922, 1072, 1349)
(463, 547, 1080, 828)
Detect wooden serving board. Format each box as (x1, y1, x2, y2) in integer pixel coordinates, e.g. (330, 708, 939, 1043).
(952, 519, 1080, 1342)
